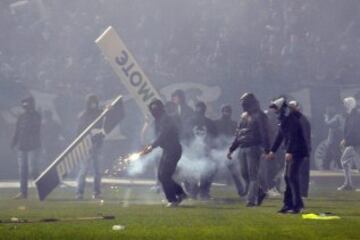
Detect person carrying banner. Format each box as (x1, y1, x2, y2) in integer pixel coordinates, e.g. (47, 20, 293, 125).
(76, 94, 104, 200)
(11, 96, 42, 199)
(142, 99, 187, 207)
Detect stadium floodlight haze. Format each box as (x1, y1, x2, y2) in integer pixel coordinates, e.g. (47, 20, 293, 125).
(0, 0, 360, 239)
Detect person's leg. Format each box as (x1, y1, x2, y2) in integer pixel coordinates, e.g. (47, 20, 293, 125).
(17, 151, 29, 198)
(281, 161, 293, 209)
(299, 157, 310, 197)
(158, 152, 178, 203)
(199, 160, 217, 199)
(29, 149, 40, 180)
(92, 146, 102, 197)
(339, 146, 356, 190)
(288, 158, 304, 210)
(76, 157, 90, 198)
(246, 147, 261, 206)
(226, 158, 245, 196)
(239, 149, 249, 196)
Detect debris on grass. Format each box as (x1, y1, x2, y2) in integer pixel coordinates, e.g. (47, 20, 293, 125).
(112, 224, 125, 231)
(302, 213, 341, 220)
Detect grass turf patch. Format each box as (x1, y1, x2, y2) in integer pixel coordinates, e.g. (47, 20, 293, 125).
(0, 185, 360, 240)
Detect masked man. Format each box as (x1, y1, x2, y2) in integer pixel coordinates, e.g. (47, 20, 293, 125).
(267, 97, 309, 214)
(11, 96, 42, 199)
(227, 93, 270, 207)
(143, 99, 187, 207)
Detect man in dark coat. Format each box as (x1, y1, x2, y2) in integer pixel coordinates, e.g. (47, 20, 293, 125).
(185, 101, 218, 199)
(227, 93, 270, 207)
(143, 99, 187, 207)
(267, 97, 309, 214)
(288, 101, 312, 198)
(76, 94, 104, 200)
(11, 96, 42, 199)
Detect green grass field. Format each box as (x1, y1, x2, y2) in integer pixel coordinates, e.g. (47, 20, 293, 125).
(1, 184, 360, 240)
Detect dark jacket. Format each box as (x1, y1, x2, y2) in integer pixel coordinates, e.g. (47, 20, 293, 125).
(178, 103, 194, 125)
(344, 108, 360, 147)
(152, 113, 181, 151)
(299, 113, 312, 153)
(186, 114, 218, 140)
(12, 110, 42, 151)
(229, 111, 270, 153)
(214, 117, 237, 137)
(271, 111, 309, 158)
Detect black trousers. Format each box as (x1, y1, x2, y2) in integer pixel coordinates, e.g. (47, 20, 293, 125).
(284, 157, 304, 209)
(299, 157, 310, 198)
(158, 145, 185, 202)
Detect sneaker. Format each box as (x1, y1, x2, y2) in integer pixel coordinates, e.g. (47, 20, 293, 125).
(165, 202, 178, 208)
(13, 193, 27, 200)
(267, 188, 281, 197)
(337, 184, 354, 191)
(246, 202, 256, 207)
(257, 191, 267, 206)
(175, 193, 188, 205)
(277, 206, 292, 214)
(289, 208, 304, 214)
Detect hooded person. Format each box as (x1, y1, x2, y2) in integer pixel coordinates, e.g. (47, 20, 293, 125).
(183, 101, 218, 199)
(11, 95, 42, 199)
(288, 100, 312, 198)
(214, 104, 237, 137)
(267, 97, 309, 214)
(142, 99, 187, 207)
(76, 94, 104, 200)
(227, 93, 270, 207)
(337, 97, 360, 191)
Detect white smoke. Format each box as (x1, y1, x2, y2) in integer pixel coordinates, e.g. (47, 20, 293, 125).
(126, 148, 161, 176)
(125, 135, 238, 185)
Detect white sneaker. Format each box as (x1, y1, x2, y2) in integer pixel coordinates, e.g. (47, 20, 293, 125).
(337, 184, 354, 191)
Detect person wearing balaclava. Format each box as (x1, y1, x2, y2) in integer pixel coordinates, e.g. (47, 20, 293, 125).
(227, 93, 270, 207)
(76, 94, 104, 200)
(143, 99, 187, 207)
(266, 97, 309, 214)
(184, 101, 218, 200)
(288, 101, 312, 198)
(337, 97, 360, 191)
(11, 96, 42, 199)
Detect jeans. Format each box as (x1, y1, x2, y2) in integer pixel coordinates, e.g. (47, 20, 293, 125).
(227, 157, 246, 196)
(77, 146, 102, 196)
(340, 146, 360, 186)
(18, 149, 40, 196)
(238, 146, 262, 204)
